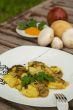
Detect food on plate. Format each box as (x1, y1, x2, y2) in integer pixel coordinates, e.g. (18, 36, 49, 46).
(25, 27, 40, 36)
(22, 84, 39, 97)
(3, 61, 68, 98)
(62, 28, 73, 48)
(17, 19, 47, 37)
(50, 66, 63, 78)
(3, 74, 19, 87)
(51, 20, 72, 38)
(38, 27, 54, 46)
(8, 65, 27, 77)
(51, 37, 63, 49)
(48, 78, 68, 89)
(47, 7, 68, 25)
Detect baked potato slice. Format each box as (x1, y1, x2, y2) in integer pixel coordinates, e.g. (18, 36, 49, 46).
(50, 66, 63, 78)
(33, 81, 49, 97)
(8, 65, 27, 77)
(28, 61, 53, 75)
(48, 78, 68, 89)
(3, 74, 19, 88)
(21, 84, 39, 98)
(28, 61, 45, 67)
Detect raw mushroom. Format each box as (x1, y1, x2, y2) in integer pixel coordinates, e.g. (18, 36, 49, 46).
(51, 37, 63, 49)
(62, 28, 73, 48)
(38, 27, 54, 46)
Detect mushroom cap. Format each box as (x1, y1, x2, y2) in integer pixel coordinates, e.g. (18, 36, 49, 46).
(62, 28, 73, 48)
(38, 27, 54, 46)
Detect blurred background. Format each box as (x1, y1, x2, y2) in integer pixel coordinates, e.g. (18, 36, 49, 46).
(0, 0, 44, 23)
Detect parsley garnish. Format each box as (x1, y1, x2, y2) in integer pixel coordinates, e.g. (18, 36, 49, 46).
(21, 72, 55, 86)
(38, 21, 46, 30)
(17, 19, 46, 30)
(17, 19, 37, 30)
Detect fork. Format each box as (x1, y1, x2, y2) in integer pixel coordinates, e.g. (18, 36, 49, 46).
(55, 93, 69, 110)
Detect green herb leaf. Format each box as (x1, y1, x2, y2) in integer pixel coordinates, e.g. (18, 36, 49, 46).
(21, 76, 30, 86)
(44, 74, 55, 82)
(36, 72, 45, 81)
(17, 21, 28, 30)
(36, 72, 55, 82)
(17, 19, 37, 30)
(27, 19, 37, 27)
(21, 71, 55, 86)
(38, 21, 46, 30)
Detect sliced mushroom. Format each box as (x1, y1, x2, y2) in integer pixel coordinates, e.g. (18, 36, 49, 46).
(34, 82, 49, 97)
(8, 65, 27, 77)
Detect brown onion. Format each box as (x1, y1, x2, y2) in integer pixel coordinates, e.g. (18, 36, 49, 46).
(47, 7, 68, 25)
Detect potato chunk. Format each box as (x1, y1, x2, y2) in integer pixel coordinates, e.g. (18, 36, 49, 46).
(50, 66, 63, 78)
(28, 67, 42, 75)
(21, 85, 39, 98)
(3, 74, 19, 88)
(48, 79, 68, 89)
(8, 65, 27, 77)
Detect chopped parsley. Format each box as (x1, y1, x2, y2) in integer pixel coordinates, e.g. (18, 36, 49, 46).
(38, 21, 46, 30)
(17, 19, 46, 30)
(21, 72, 55, 86)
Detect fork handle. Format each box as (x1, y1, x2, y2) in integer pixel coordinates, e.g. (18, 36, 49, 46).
(57, 108, 69, 110)
(57, 105, 69, 110)
(57, 108, 68, 110)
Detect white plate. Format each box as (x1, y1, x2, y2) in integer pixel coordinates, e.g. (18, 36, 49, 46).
(0, 46, 73, 107)
(16, 25, 48, 38)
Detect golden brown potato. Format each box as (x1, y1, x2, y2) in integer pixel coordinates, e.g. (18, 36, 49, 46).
(34, 82, 49, 97)
(15, 79, 22, 91)
(28, 61, 53, 75)
(48, 78, 68, 89)
(15, 84, 22, 91)
(8, 65, 27, 77)
(3, 61, 69, 98)
(28, 61, 45, 67)
(21, 84, 39, 98)
(51, 20, 72, 38)
(3, 74, 19, 88)
(28, 67, 42, 75)
(50, 66, 63, 78)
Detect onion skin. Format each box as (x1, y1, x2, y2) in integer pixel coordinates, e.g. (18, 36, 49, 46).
(51, 37, 63, 49)
(47, 7, 68, 25)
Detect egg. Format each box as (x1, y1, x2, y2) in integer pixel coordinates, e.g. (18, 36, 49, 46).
(38, 27, 54, 46)
(16, 28, 39, 38)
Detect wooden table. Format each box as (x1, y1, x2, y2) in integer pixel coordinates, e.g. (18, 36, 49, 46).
(0, 0, 73, 110)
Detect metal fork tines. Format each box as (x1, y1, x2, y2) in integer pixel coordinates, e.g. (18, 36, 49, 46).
(55, 93, 69, 110)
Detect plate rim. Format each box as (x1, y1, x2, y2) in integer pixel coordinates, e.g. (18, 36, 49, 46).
(1, 45, 73, 57)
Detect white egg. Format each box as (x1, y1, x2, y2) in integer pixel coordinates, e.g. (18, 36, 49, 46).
(38, 27, 54, 46)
